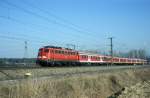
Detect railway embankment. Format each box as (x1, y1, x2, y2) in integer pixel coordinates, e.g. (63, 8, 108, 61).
(0, 66, 150, 98)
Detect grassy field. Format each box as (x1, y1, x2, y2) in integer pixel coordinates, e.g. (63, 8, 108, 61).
(0, 67, 150, 98)
(0, 65, 145, 81)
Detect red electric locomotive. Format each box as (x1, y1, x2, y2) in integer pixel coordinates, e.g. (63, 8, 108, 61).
(37, 46, 79, 66)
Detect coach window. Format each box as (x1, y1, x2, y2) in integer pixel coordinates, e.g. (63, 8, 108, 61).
(65, 51, 67, 55)
(67, 52, 69, 55)
(59, 51, 61, 54)
(62, 51, 64, 54)
(68, 52, 70, 55)
(102, 57, 104, 60)
(58, 50, 61, 54)
(104, 57, 107, 60)
(69, 52, 72, 55)
(69, 52, 71, 55)
(72, 52, 75, 55)
(96, 57, 98, 60)
(95, 57, 97, 60)
(75, 52, 77, 55)
(72, 52, 74, 55)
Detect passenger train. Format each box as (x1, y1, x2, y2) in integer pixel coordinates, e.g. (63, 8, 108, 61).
(36, 46, 147, 66)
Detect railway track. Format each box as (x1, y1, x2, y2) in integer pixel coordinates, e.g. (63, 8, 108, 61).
(0, 66, 41, 70)
(0, 64, 148, 69)
(0, 65, 149, 82)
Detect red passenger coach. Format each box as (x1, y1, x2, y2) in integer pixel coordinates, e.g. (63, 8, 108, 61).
(78, 52, 104, 65)
(78, 52, 89, 63)
(37, 46, 79, 66)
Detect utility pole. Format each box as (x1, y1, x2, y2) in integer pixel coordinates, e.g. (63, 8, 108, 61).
(108, 37, 114, 65)
(24, 41, 28, 66)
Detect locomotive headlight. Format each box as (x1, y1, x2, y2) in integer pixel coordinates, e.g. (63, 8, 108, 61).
(42, 56, 47, 58)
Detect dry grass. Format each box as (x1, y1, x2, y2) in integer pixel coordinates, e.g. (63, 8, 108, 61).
(0, 66, 141, 80)
(0, 68, 150, 98)
(0, 67, 107, 80)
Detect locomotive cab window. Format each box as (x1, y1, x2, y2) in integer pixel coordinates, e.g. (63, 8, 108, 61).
(44, 49, 49, 53)
(39, 48, 43, 52)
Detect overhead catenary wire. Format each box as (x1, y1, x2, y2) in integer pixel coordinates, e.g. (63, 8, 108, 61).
(21, 0, 98, 36)
(0, 16, 77, 46)
(0, 35, 50, 45)
(0, 16, 59, 41)
(0, 15, 83, 42)
(0, 15, 105, 50)
(0, 0, 109, 53)
(0, 15, 101, 46)
(0, 34, 79, 50)
(0, 0, 101, 43)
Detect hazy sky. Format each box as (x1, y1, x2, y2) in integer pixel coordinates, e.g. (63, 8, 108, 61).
(0, 0, 150, 58)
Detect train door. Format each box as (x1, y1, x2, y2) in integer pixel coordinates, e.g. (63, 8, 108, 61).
(88, 56, 91, 62)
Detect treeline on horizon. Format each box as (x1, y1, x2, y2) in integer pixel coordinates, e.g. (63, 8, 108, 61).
(84, 49, 148, 59)
(0, 58, 36, 67)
